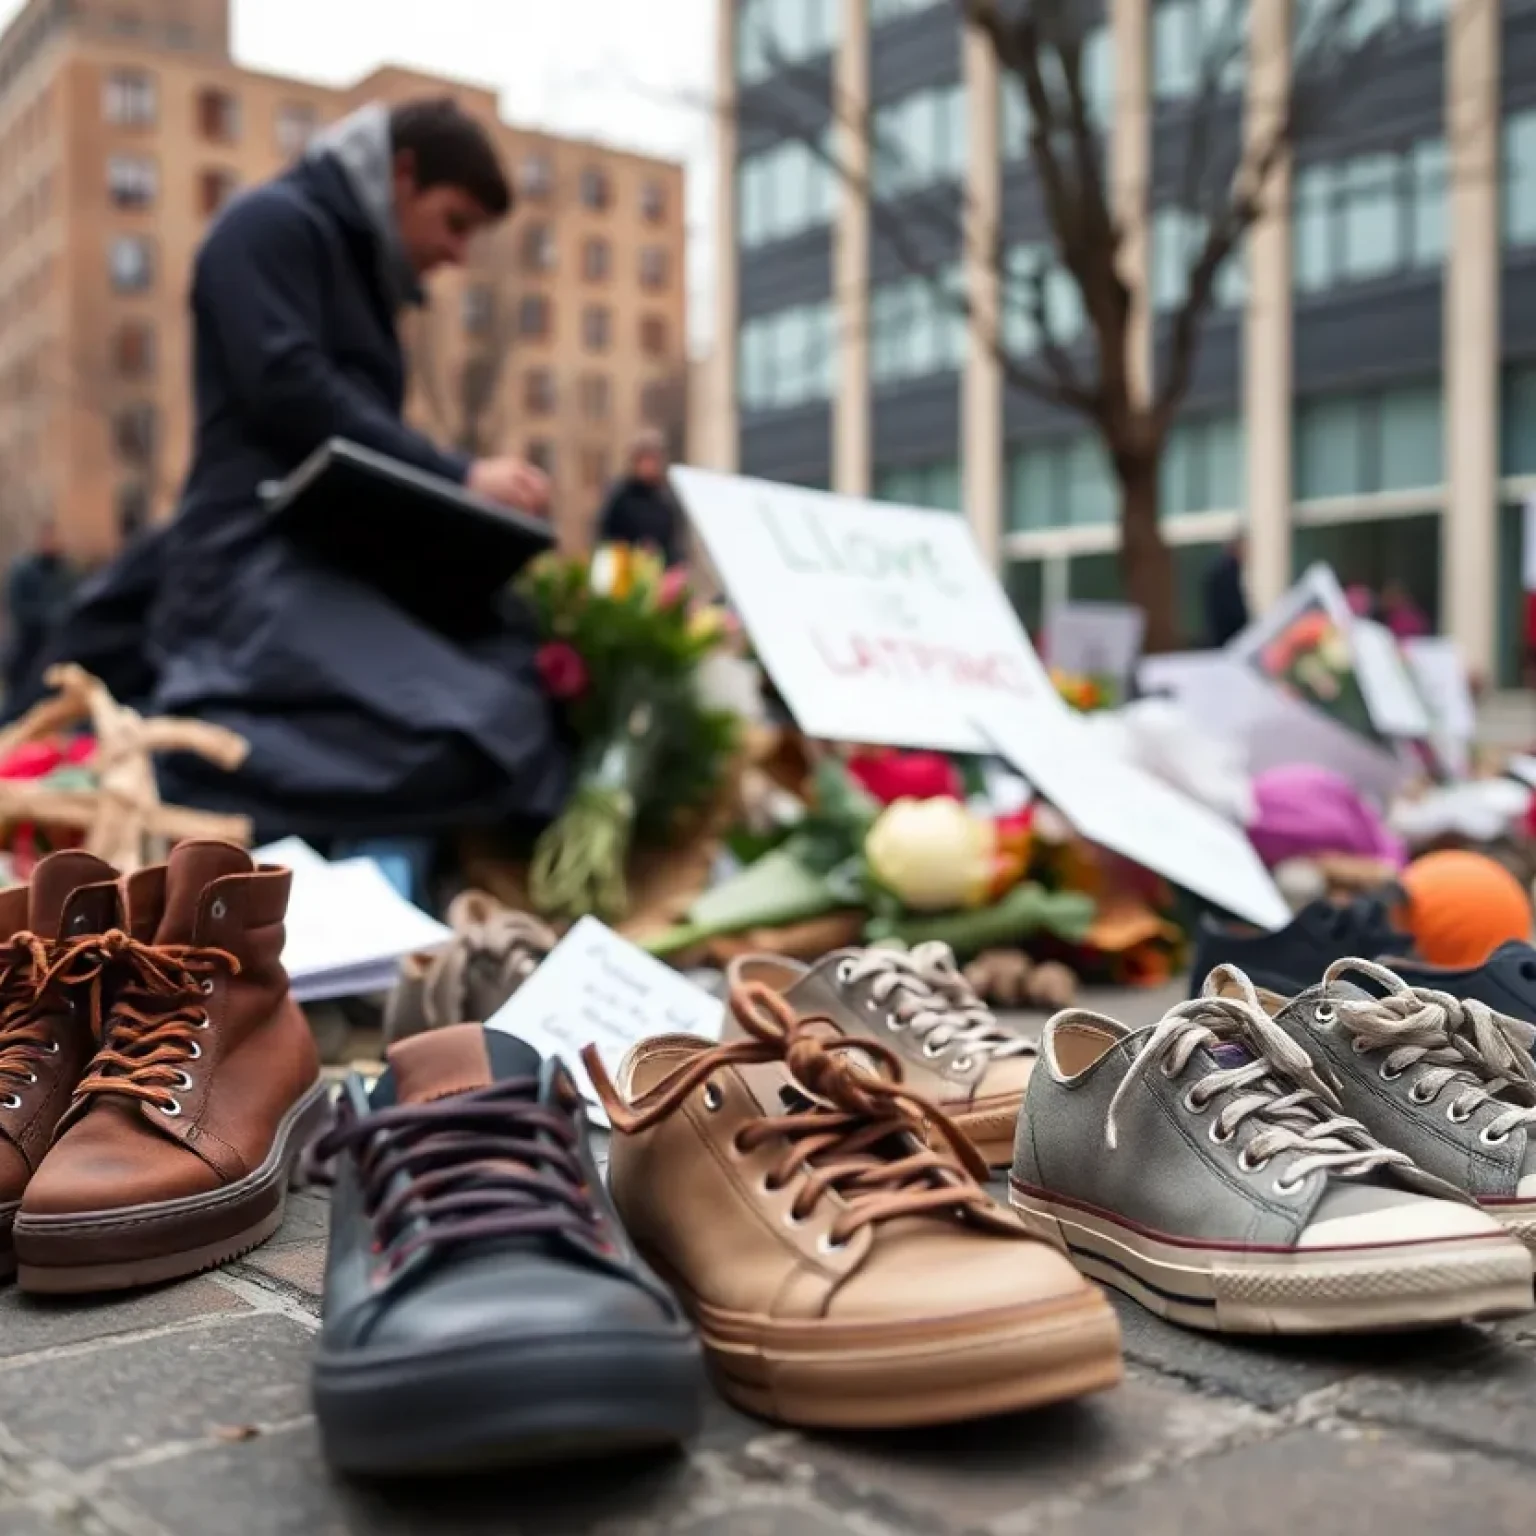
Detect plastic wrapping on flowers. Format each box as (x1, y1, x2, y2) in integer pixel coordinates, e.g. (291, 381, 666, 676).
(517, 545, 741, 925)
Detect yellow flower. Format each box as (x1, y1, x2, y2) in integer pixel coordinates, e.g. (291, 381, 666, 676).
(589, 543, 630, 598)
(865, 797, 994, 911)
(686, 604, 727, 645)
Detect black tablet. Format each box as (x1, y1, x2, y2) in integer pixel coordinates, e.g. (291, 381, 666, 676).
(262, 438, 555, 627)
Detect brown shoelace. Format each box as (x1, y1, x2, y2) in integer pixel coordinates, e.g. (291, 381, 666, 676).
(0, 933, 66, 1105)
(307, 1079, 608, 1276)
(50, 932, 240, 1115)
(583, 982, 998, 1248)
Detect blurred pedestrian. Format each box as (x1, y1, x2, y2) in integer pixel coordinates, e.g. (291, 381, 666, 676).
(597, 429, 684, 567)
(4, 521, 74, 704)
(1202, 536, 1248, 648)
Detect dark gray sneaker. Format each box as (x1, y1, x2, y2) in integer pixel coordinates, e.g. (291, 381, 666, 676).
(1011, 966, 1533, 1334)
(1264, 959, 1536, 1254)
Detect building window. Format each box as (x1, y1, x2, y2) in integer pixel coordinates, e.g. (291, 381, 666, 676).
(1001, 24, 1113, 151)
(527, 439, 555, 474)
(640, 379, 673, 426)
(517, 294, 551, 339)
(640, 178, 666, 222)
(113, 402, 158, 463)
(1150, 208, 1246, 312)
(639, 246, 669, 290)
(872, 86, 967, 198)
(113, 319, 156, 377)
(876, 461, 962, 513)
(1007, 436, 1117, 532)
(107, 154, 156, 210)
(276, 103, 318, 156)
(196, 88, 240, 144)
(738, 300, 835, 411)
(117, 482, 151, 539)
(520, 223, 555, 272)
(738, 135, 835, 248)
(578, 373, 611, 422)
(871, 270, 967, 383)
(582, 305, 612, 352)
(1159, 415, 1245, 515)
(640, 315, 668, 357)
(103, 69, 156, 127)
(463, 285, 494, 335)
(108, 235, 154, 292)
(1504, 111, 1536, 248)
(198, 168, 238, 217)
(737, 0, 839, 83)
(521, 152, 553, 199)
(580, 447, 611, 492)
(871, 0, 945, 19)
(523, 368, 555, 415)
(582, 237, 611, 281)
(579, 166, 610, 210)
(1154, 0, 1245, 100)
(1293, 383, 1443, 500)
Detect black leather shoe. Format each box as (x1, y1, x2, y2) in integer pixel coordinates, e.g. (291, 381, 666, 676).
(1189, 897, 1412, 998)
(310, 1023, 706, 1475)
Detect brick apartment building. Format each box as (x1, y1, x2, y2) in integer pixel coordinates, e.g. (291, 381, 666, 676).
(0, 0, 688, 577)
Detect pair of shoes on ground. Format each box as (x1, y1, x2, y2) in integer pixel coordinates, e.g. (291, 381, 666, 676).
(0, 843, 325, 1292)
(1012, 957, 1536, 1335)
(311, 981, 1121, 1477)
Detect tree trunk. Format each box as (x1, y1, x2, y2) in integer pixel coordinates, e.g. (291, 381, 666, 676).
(1116, 448, 1179, 654)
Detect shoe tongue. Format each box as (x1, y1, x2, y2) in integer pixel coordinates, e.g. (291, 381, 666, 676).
(386, 1024, 544, 1105)
(155, 842, 253, 944)
(29, 851, 118, 939)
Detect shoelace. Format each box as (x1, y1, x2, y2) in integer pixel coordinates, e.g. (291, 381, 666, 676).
(53, 932, 239, 1117)
(0, 934, 66, 1107)
(1323, 958, 1536, 1143)
(1071, 965, 1415, 1188)
(839, 943, 1035, 1072)
(419, 897, 556, 1029)
(584, 981, 1004, 1249)
(307, 1077, 606, 1275)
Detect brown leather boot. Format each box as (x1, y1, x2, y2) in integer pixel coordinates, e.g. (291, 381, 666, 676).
(586, 979, 1122, 1430)
(0, 852, 122, 1280)
(15, 841, 329, 1293)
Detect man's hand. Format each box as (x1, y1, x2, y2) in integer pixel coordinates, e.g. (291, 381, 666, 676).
(467, 456, 550, 515)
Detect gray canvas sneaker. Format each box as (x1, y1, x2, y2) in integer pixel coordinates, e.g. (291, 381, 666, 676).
(1262, 958, 1536, 1253)
(726, 943, 1037, 1167)
(1011, 965, 1533, 1334)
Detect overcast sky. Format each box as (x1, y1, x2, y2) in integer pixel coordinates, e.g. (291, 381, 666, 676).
(0, 0, 720, 347)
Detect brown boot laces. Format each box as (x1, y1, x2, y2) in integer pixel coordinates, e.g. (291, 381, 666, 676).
(49, 932, 242, 1116)
(0, 934, 68, 1104)
(582, 981, 998, 1249)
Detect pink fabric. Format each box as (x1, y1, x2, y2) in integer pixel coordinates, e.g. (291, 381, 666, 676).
(1248, 765, 1407, 869)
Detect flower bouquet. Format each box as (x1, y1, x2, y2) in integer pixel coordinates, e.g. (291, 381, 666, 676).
(1252, 602, 1379, 740)
(518, 545, 742, 925)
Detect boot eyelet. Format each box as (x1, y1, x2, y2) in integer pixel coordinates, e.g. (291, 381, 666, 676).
(1350, 1037, 1370, 1055)
(1380, 1062, 1405, 1082)
(701, 1082, 722, 1112)
(864, 996, 878, 1011)
(44, 1041, 59, 1055)
(1313, 1003, 1336, 1026)
(921, 1040, 944, 1059)
(835, 960, 854, 984)
(1409, 1081, 1436, 1105)
(1183, 1088, 1209, 1114)
(1274, 1174, 1305, 1196)
(173, 1070, 194, 1092)
(1, 1093, 20, 1110)
(1209, 1119, 1235, 1144)
(1447, 1102, 1473, 1125)
(953, 1055, 974, 1073)
(186, 1041, 202, 1060)
(200, 979, 215, 995)
(1159, 1059, 1180, 1079)
(158, 1097, 183, 1118)
(210, 899, 227, 921)
(885, 1014, 907, 1032)
(1479, 1124, 1511, 1147)
(193, 1013, 210, 1029)
(783, 1208, 808, 1228)
(23, 1072, 36, 1085)
(817, 1233, 849, 1254)
(1237, 1147, 1267, 1174)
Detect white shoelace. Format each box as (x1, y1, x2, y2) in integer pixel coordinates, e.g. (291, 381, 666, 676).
(838, 943, 1035, 1073)
(1058, 965, 1414, 1188)
(1323, 959, 1536, 1143)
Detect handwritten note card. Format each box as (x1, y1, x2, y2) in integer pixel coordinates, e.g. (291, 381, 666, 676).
(484, 917, 723, 1126)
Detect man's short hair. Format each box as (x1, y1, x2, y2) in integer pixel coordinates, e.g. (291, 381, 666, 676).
(630, 428, 667, 463)
(388, 97, 512, 219)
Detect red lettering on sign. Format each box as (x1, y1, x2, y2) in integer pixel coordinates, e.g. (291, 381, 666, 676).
(810, 632, 1033, 695)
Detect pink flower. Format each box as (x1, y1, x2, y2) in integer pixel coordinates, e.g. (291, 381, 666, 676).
(536, 641, 589, 701)
(657, 567, 690, 608)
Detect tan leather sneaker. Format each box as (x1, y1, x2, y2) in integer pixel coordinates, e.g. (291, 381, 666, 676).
(586, 980, 1122, 1430)
(0, 852, 123, 1280)
(15, 841, 329, 1293)
(726, 943, 1036, 1168)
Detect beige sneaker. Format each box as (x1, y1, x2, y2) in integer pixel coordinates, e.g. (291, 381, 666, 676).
(725, 943, 1035, 1168)
(584, 980, 1122, 1430)
(383, 893, 555, 1047)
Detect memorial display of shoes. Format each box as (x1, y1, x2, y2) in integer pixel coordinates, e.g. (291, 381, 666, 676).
(586, 979, 1123, 1429)
(1011, 966, 1534, 1334)
(308, 1023, 706, 1475)
(725, 942, 1038, 1167)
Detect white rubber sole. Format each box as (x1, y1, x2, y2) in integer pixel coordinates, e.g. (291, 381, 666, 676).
(1011, 1183, 1536, 1335)
(1479, 1199, 1536, 1256)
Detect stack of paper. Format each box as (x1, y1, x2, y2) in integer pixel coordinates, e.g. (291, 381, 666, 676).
(252, 839, 453, 1004)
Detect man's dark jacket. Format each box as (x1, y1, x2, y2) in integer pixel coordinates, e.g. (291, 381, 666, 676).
(4, 552, 74, 702)
(596, 476, 684, 567)
(1203, 550, 1249, 649)
(17, 153, 568, 840)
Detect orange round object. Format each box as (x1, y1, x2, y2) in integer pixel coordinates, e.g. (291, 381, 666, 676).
(1397, 849, 1533, 969)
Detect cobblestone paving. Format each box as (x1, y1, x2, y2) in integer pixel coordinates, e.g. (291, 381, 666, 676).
(3, 984, 1535, 1534)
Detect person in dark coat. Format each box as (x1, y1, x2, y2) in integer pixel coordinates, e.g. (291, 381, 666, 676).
(3, 521, 75, 705)
(1203, 537, 1250, 649)
(596, 429, 685, 567)
(26, 98, 570, 842)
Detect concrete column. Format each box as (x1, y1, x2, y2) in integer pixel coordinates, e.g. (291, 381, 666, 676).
(833, 0, 871, 496)
(962, 20, 1003, 558)
(1243, 0, 1293, 612)
(706, 0, 740, 472)
(1110, 0, 1152, 408)
(1443, 0, 1500, 679)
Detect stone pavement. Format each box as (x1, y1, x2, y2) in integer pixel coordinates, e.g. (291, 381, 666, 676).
(3, 985, 1536, 1535)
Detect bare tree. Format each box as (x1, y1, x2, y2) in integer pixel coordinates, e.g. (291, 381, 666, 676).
(733, 0, 1450, 650)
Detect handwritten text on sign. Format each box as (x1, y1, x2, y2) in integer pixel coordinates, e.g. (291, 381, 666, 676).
(672, 468, 1057, 751)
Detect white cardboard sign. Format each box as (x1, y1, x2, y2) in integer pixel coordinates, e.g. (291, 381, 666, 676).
(980, 706, 1291, 931)
(1045, 602, 1145, 686)
(670, 467, 1059, 751)
(485, 917, 722, 1126)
